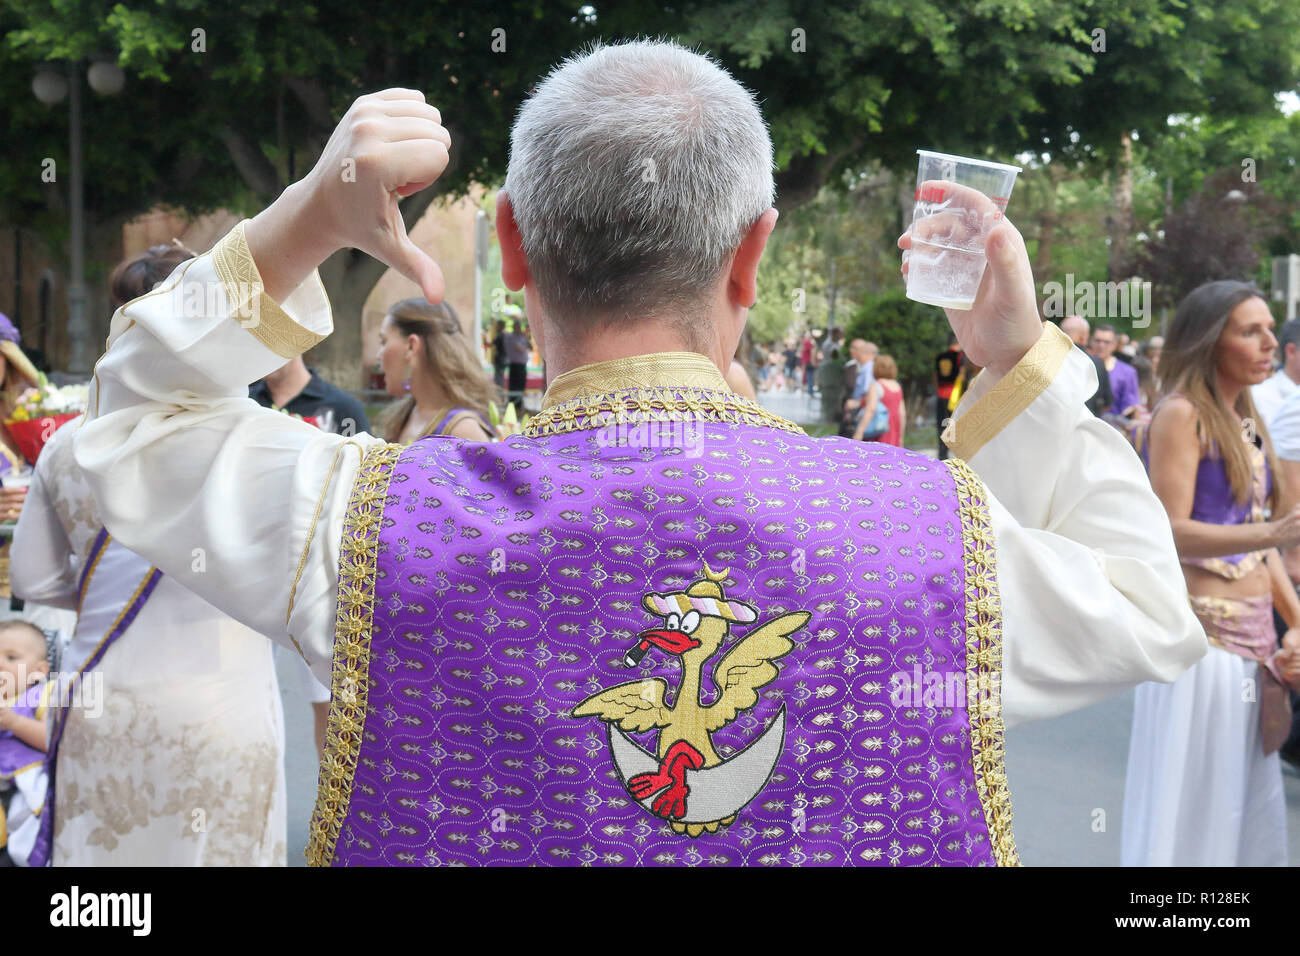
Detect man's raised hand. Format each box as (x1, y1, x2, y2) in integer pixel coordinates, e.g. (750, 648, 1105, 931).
(898, 181, 1041, 377)
(246, 89, 450, 305)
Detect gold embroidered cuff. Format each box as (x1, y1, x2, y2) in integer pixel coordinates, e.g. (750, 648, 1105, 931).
(942, 322, 1074, 461)
(211, 220, 327, 359)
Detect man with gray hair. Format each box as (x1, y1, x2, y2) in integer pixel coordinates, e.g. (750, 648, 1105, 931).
(74, 39, 1203, 866)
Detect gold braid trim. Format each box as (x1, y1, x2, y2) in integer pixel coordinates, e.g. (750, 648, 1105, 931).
(306, 441, 403, 866)
(211, 220, 327, 359)
(944, 456, 1019, 866)
(521, 387, 805, 439)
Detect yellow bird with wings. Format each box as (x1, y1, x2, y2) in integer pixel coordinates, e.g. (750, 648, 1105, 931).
(573, 565, 809, 837)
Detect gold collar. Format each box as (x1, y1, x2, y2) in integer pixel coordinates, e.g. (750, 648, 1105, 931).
(523, 350, 802, 439)
(541, 352, 732, 409)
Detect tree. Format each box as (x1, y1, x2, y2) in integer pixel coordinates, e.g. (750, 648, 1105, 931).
(2, 0, 596, 382)
(6, 0, 1299, 382)
(1135, 167, 1286, 311)
(1021, 0, 1300, 279)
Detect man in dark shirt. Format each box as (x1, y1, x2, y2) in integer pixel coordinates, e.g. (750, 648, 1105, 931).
(934, 336, 963, 460)
(250, 356, 372, 436)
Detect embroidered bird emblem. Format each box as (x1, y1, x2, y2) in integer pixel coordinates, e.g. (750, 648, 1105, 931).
(573, 565, 809, 837)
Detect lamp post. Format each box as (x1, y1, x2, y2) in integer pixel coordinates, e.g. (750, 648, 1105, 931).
(473, 209, 488, 366)
(32, 58, 124, 377)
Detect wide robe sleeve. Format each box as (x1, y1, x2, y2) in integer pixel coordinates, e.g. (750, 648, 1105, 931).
(73, 221, 388, 687)
(943, 322, 1206, 729)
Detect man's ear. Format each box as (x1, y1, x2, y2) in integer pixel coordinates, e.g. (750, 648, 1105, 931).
(497, 191, 529, 292)
(728, 208, 779, 309)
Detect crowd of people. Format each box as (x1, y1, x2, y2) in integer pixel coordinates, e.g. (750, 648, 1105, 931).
(750, 332, 910, 446)
(0, 38, 1294, 868)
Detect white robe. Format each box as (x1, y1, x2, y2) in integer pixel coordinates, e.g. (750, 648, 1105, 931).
(11, 418, 287, 866)
(1122, 645, 1288, 866)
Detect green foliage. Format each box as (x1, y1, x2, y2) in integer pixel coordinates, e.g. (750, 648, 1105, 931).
(5, 0, 1300, 367)
(843, 290, 950, 394)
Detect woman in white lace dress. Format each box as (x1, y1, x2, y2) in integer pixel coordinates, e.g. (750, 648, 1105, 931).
(11, 414, 287, 865)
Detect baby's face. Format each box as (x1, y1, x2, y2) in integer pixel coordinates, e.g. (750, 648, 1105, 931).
(0, 628, 47, 703)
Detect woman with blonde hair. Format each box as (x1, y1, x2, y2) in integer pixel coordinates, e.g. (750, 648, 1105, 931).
(376, 298, 497, 443)
(1123, 280, 1300, 866)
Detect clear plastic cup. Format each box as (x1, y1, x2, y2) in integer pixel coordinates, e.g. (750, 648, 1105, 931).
(905, 150, 1021, 310)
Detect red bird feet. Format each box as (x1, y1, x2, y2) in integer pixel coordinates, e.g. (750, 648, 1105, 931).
(627, 741, 705, 820)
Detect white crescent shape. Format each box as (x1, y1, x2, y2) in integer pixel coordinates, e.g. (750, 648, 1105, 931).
(608, 706, 787, 824)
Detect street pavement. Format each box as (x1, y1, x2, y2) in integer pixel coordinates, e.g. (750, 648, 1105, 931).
(275, 385, 1300, 865)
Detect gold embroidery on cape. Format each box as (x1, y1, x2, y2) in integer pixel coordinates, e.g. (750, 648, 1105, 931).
(944, 456, 1019, 866)
(211, 220, 327, 360)
(529, 351, 803, 438)
(306, 441, 403, 867)
(942, 322, 1073, 461)
(524, 388, 803, 439)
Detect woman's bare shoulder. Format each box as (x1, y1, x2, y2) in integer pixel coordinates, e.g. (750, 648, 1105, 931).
(1148, 394, 1203, 446)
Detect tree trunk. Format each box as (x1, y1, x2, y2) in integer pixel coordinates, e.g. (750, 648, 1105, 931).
(1107, 130, 1134, 280)
(1032, 164, 1063, 314)
(306, 250, 386, 389)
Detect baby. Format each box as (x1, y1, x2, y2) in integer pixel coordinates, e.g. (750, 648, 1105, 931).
(0, 619, 51, 866)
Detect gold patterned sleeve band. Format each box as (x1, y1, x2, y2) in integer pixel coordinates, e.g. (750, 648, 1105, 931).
(211, 220, 328, 359)
(305, 441, 403, 867)
(942, 322, 1074, 461)
(944, 457, 1019, 866)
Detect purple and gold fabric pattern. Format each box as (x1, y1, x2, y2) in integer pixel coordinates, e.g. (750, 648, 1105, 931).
(307, 387, 1016, 866)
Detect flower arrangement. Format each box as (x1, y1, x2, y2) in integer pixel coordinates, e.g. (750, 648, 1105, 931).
(6, 381, 89, 422)
(4, 379, 90, 465)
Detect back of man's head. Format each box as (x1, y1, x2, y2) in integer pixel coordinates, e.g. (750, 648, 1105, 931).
(1278, 319, 1300, 365)
(504, 40, 775, 343)
(1060, 314, 1090, 346)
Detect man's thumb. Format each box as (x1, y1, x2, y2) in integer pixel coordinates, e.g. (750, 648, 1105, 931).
(392, 234, 445, 305)
(987, 222, 1025, 278)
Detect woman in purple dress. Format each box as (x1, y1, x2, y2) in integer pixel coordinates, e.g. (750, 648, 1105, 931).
(1123, 280, 1300, 865)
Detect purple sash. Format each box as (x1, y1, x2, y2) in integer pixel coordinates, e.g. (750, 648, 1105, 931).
(308, 387, 1015, 866)
(0, 683, 47, 780)
(27, 530, 162, 867)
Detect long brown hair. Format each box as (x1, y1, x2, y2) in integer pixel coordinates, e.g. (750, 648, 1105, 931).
(1158, 279, 1278, 508)
(378, 298, 499, 442)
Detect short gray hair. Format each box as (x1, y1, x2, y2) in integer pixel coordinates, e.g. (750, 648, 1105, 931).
(504, 39, 776, 341)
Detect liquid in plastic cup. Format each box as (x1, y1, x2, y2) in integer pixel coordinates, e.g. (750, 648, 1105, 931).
(905, 150, 1021, 310)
